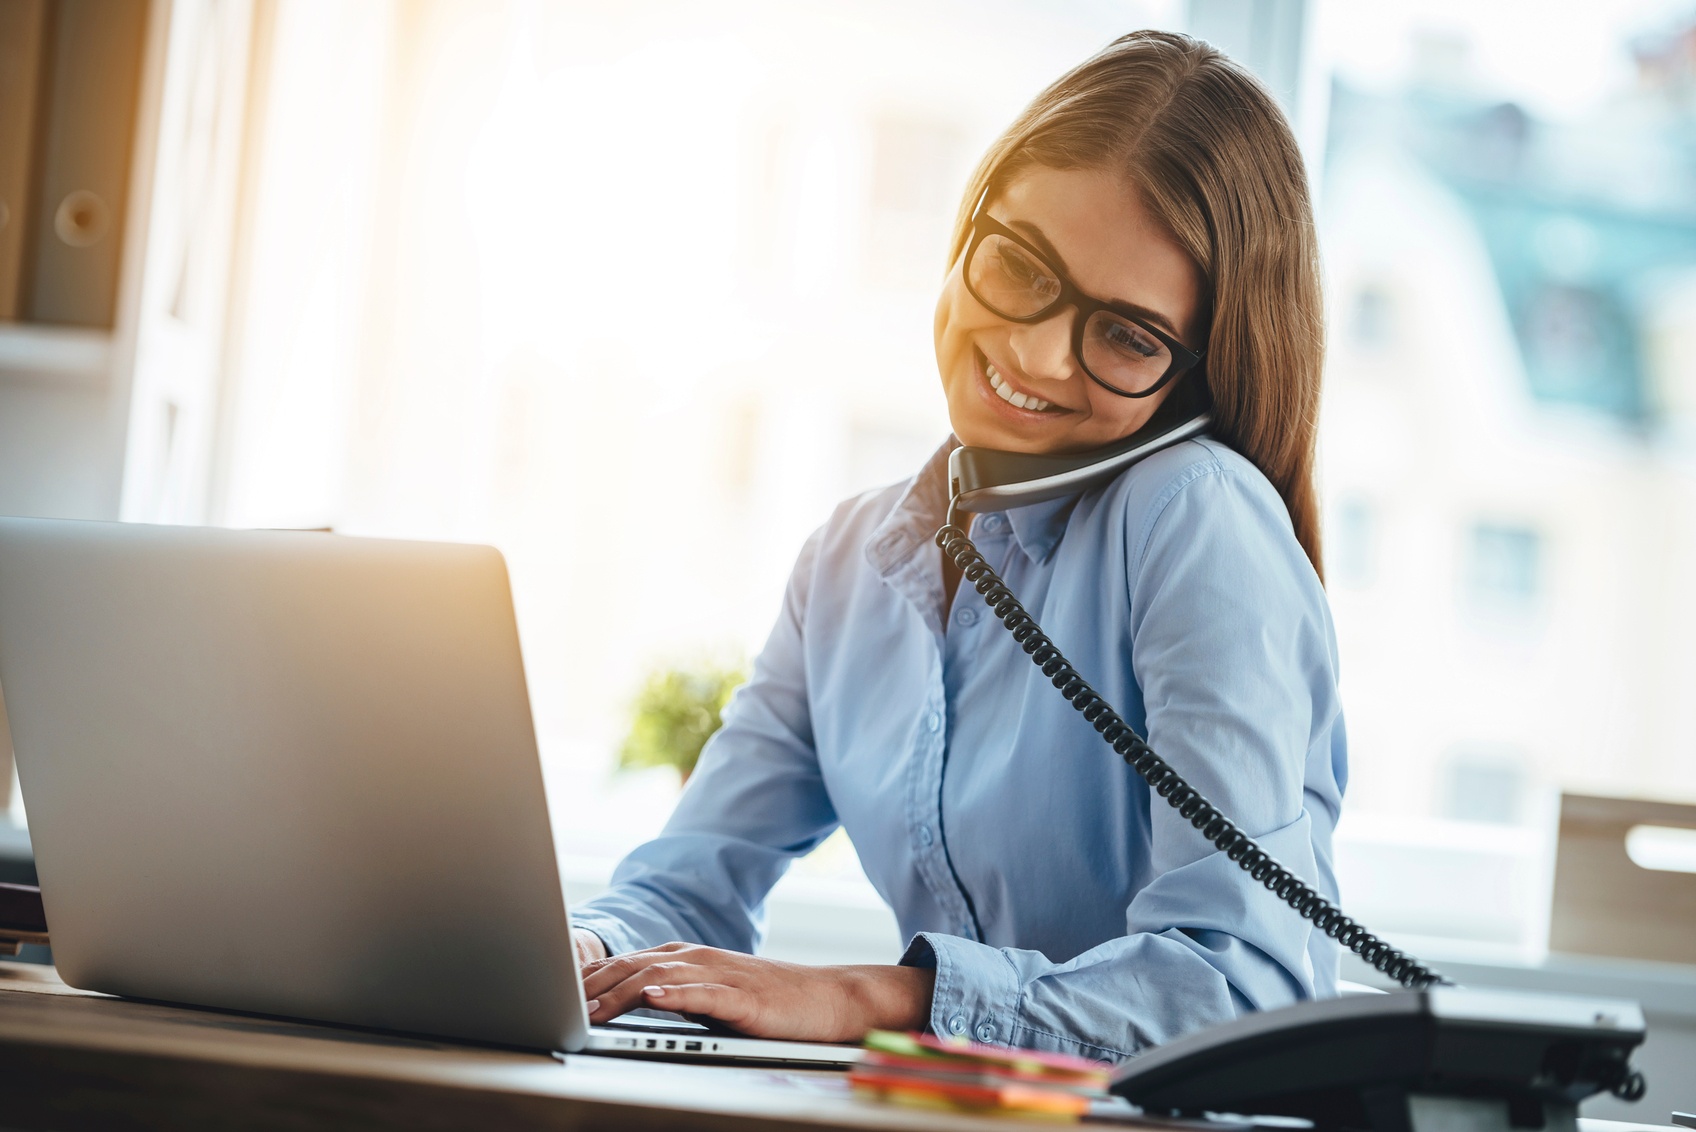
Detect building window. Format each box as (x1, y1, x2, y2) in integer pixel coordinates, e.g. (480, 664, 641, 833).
(1517, 280, 1642, 420)
(1464, 522, 1543, 611)
(1439, 748, 1529, 825)
(1350, 283, 1395, 350)
(1331, 497, 1378, 587)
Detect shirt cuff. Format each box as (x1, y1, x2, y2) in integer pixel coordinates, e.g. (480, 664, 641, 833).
(568, 908, 646, 958)
(900, 932, 1021, 1047)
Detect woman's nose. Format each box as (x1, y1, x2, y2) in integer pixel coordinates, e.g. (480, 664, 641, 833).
(1007, 311, 1078, 386)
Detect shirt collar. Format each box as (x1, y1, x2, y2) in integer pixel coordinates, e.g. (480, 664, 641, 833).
(1002, 491, 1076, 563)
(866, 437, 1077, 576)
(865, 439, 956, 576)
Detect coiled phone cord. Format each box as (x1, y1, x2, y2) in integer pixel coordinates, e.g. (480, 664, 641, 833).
(935, 519, 1449, 992)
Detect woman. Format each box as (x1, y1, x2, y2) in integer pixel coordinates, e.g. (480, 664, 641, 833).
(569, 29, 1342, 1060)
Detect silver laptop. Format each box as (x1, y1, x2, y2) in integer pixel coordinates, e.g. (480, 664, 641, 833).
(0, 516, 859, 1067)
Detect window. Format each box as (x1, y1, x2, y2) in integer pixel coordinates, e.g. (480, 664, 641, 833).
(174, 0, 1696, 968)
(203, 2, 1161, 967)
(1331, 497, 1378, 586)
(1350, 284, 1396, 350)
(1440, 748, 1530, 825)
(1464, 522, 1543, 612)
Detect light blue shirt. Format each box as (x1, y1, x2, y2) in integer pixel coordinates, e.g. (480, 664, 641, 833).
(572, 437, 1346, 1060)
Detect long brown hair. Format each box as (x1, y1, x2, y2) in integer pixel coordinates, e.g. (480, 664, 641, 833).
(950, 30, 1326, 577)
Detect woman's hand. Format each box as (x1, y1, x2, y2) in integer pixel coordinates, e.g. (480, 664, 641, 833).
(580, 942, 937, 1043)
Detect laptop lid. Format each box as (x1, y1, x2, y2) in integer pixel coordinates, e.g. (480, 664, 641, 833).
(0, 517, 588, 1051)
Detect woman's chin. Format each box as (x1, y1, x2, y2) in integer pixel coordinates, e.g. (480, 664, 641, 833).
(951, 400, 1086, 453)
(953, 415, 1127, 456)
(953, 414, 1058, 453)
(948, 389, 1056, 453)
(957, 429, 1049, 453)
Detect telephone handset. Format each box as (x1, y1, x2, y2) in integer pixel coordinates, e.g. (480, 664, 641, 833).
(948, 375, 1214, 517)
(937, 385, 1648, 1130)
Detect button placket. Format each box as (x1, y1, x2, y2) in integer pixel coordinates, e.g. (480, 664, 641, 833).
(907, 687, 966, 914)
(930, 719, 978, 940)
(934, 607, 984, 942)
(915, 703, 944, 857)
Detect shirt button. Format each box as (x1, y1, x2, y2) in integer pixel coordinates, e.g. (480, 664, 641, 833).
(918, 826, 933, 847)
(948, 1014, 968, 1036)
(975, 1021, 996, 1043)
(955, 607, 978, 626)
(925, 711, 942, 733)
(980, 514, 1005, 532)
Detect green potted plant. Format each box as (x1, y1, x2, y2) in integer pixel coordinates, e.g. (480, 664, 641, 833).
(617, 658, 747, 784)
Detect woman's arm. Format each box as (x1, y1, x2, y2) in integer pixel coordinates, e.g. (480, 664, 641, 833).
(571, 521, 940, 1039)
(569, 528, 843, 959)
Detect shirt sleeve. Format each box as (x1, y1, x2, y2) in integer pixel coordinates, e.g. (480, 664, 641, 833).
(570, 528, 839, 957)
(903, 459, 1343, 1059)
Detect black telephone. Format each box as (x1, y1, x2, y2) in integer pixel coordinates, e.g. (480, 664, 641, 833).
(938, 384, 1648, 1131)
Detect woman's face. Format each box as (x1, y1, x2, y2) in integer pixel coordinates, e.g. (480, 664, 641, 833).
(934, 165, 1206, 454)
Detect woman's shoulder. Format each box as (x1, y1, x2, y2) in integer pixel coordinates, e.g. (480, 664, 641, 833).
(1093, 436, 1304, 575)
(812, 443, 954, 554)
(1108, 436, 1278, 516)
(816, 475, 923, 549)
(805, 436, 1293, 571)
(771, 468, 933, 602)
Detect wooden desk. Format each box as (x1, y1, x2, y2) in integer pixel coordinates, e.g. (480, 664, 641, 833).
(1, 962, 1682, 1132)
(0, 961, 1084, 1131)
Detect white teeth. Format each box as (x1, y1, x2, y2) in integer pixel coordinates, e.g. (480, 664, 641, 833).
(985, 361, 1054, 412)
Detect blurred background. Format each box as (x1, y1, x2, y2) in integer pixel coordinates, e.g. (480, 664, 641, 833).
(2, 0, 1696, 1112)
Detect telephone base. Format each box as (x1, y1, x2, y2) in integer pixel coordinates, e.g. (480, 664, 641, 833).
(1110, 989, 1645, 1132)
(1368, 1094, 1577, 1132)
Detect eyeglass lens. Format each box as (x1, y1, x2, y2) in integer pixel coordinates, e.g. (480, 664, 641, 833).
(967, 232, 1173, 395)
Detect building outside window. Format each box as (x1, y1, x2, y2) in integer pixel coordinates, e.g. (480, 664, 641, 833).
(1464, 522, 1543, 612)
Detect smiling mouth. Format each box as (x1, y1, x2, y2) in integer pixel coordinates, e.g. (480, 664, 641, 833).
(982, 354, 1063, 413)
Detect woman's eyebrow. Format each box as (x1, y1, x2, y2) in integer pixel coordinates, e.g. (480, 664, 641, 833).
(1007, 217, 1183, 339)
(1008, 218, 1068, 270)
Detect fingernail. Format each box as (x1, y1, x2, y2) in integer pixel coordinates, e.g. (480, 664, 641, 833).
(585, 999, 599, 1013)
(643, 985, 665, 998)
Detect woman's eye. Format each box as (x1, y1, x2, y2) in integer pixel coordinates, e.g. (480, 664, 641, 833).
(999, 247, 1055, 295)
(1104, 319, 1161, 358)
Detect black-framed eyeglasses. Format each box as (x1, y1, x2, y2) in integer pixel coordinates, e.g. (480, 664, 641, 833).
(961, 203, 1205, 399)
